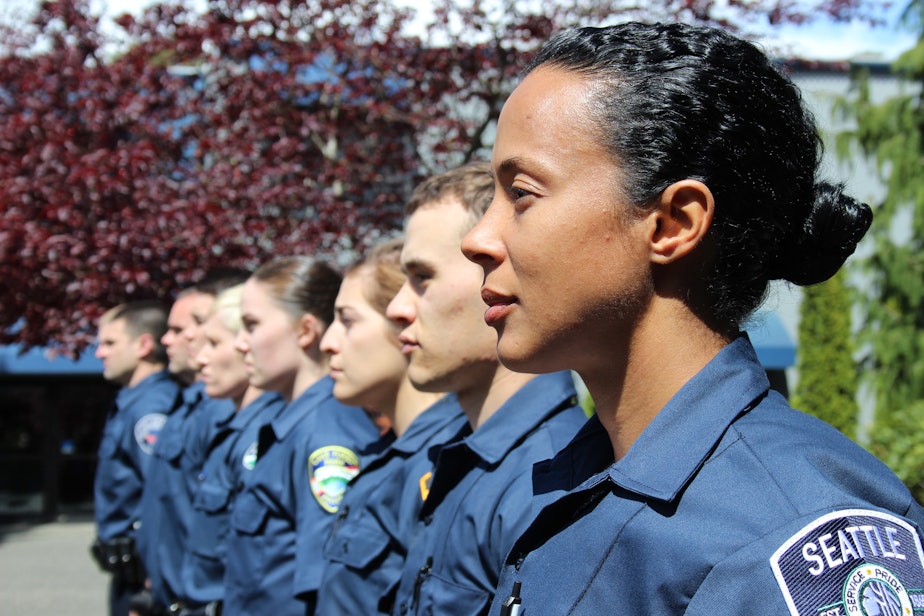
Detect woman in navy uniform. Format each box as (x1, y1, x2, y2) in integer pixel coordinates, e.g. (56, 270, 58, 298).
(315, 238, 465, 615)
(462, 22, 924, 616)
(222, 258, 380, 616)
(174, 284, 285, 615)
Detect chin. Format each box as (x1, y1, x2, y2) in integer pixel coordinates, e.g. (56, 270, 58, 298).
(406, 369, 446, 394)
(496, 339, 558, 375)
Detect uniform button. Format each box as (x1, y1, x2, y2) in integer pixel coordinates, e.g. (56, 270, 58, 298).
(423, 514, 433, 525)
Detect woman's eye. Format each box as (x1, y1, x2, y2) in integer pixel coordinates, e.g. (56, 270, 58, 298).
(507, 186, 532, 200)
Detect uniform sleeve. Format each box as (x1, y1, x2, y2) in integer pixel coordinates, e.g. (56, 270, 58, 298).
(686, 507, 924, 616)
(684, 545, 795, 616)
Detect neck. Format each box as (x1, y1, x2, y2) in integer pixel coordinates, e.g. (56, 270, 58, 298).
(128, 361, 164, 388)
(236, 385, 266, 411)
(581, 297, 729, 461)
(287, 355, 328, 403)
(456, 365, 536, 431)
(390, 377, 445, 437)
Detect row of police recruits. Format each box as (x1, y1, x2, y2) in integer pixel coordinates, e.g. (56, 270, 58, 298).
(92, 21, 924, 616)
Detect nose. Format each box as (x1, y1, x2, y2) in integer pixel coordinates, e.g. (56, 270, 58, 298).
(234, 329, 249, 354)
(319, 323, 341, 355)
(386, 281, 416, 327)
(194, 346, 209, 369)
(461, 198, 504, 272)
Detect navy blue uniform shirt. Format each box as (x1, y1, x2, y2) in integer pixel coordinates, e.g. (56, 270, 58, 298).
(316, 394, 467, 615)
(136, 382, 235, 607)
(491, 336, 924, 616)
(179, 391, 286, 606)
(94, 370, 180, 541)
(392, 371, 587, 616)
(223, 376, 379, 616)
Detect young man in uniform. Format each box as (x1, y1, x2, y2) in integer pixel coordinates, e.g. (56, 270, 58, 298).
(383, 162, 588, 615)
(91, 301, 181, 616)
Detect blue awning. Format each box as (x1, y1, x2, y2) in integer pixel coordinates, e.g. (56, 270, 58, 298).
(745, 311, 796, 370)
(0, 344, 103, 375)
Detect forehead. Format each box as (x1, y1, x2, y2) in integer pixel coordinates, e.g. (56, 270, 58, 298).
(402, 200, 472, 270)
(336, 269, 373, 308)
(99, 318, 128, 339)
(169, 293, 199, 321)
(493, 66, 602, 170)
(203, 309, 232, 334)
(190, 293, 215, 317)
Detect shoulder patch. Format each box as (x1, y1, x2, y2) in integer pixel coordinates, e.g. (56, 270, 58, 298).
(241, 441, 258, 471)
(133, 413, 168, 455)
(308, 446, 360, 513)
(770, 509, 924, 616)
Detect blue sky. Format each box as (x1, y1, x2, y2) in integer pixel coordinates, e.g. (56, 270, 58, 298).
(768, 6, 918, 61)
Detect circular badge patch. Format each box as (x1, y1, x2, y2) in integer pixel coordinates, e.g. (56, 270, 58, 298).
(308, 446, 360, 513)
(241, 441, 258, 471)
(843, 564, 912, 616)
(133, 413, 168, 455)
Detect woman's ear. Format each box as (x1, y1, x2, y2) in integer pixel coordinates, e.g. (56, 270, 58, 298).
(296, 313, 322, 350)
(648, 179, 714, 264)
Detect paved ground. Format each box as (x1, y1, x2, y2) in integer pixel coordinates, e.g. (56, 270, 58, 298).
(0, 515, 108, 615)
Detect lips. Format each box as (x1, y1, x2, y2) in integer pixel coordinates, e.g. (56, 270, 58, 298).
(481, 288, 516, 326)
(397, 333, 419, 356)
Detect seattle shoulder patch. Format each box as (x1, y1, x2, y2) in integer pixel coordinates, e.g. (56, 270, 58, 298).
(770, 509, 924, 616)
(241, 441, 258, 471)
(133, 413, 168, 455)
(308, 446, 360, 513)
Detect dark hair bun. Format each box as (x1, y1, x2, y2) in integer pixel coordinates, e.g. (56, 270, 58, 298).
(772, 182, 872, 285)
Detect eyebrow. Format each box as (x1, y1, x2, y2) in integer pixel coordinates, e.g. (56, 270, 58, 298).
(495, 157, 524, 178)
(401, 257, 435, 276)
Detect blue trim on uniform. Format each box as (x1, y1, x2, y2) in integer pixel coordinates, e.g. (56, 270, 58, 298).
(316, 394, 467, 615)
(490, 336, 924, 615)
(391, 371, 587, 616)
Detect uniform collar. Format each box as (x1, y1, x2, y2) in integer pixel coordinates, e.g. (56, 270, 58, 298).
(117, 369, 176, 410)
(605, 335, 770, 502)
(392, 393, 465, 455)
(460, 371, 578, 466)
(268, 376, 337, 441)
(228, 391, 285, 432)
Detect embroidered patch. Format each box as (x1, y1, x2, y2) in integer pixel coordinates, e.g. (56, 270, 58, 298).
(241, 441, 258, 471)
(419, 471, 433, 502)
(770, 509, 924, 615)
(309, 446, 360, 513)
(133, 413, 168, 455)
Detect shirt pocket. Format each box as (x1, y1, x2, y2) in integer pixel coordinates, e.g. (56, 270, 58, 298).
(322, 516, 391, 571)
(190, 483, 235, 560)
(225, 490, 272, 593)
(230, 490, 270, 536)
(415, 572, 492, 616)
